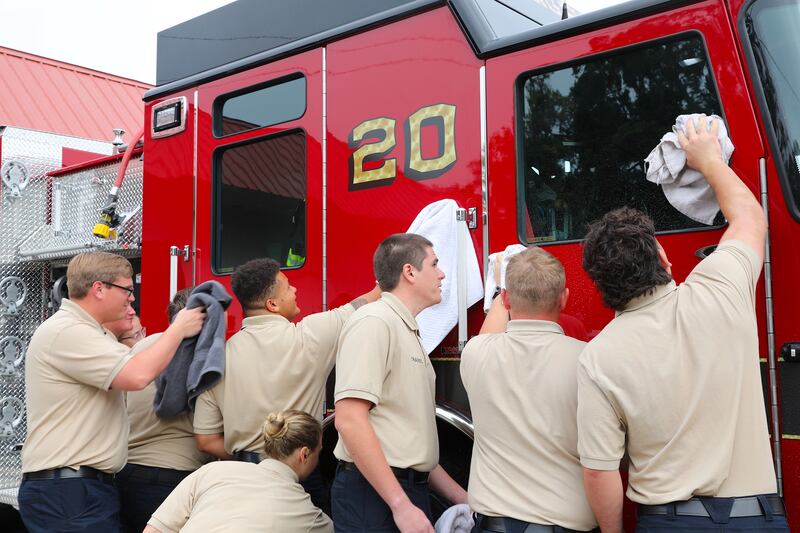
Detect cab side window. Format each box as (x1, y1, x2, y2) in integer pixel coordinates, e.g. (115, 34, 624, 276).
(212, 131, 306, 273)
(517, 33, 724, 244)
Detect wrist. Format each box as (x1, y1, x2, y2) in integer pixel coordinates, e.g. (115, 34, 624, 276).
(388, 493, 412, 512)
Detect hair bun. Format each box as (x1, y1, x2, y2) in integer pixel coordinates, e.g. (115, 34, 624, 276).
(263, 412, 290, 440)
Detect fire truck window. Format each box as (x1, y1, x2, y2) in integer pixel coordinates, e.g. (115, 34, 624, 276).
(215, 75, 306, 137)
(518, 34, 724, 244)
(745, 0, 800, 217)
(213, 132, 306, 273)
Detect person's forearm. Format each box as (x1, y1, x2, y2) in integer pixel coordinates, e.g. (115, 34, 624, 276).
(583, 467, 623, 533)
(702, 160, 764, 229)
(480, 295, 509, 334)
(428, 464, 468, 504)
(111, 327, 185, 390)
(194, 433, 231, 460)
(143, 526, 161, 533)
(352, 284, 382, 309)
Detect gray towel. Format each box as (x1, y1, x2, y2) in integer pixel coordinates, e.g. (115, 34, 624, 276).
(644, 114, 734, 225)
(154, 280, 232, 417)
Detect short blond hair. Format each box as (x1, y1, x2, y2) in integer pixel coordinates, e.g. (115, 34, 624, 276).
(66, 252, 133, 299)
(505, 248, 565, 313)
(262, 410, 321, 460)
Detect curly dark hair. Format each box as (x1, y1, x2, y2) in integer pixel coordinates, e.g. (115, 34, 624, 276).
(231, 258, 281, 311)
(167, 287, 193, 323)
(582, 207, 672, 311)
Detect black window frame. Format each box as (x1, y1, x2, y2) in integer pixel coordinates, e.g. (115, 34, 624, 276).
(513, 30, 728, 247)
(738, 0, 800, 224)
(211, 128, 308, 275)
(212, 73, 307, 138)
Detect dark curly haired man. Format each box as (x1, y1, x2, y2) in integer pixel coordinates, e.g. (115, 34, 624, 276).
(578, 116, 785, 532)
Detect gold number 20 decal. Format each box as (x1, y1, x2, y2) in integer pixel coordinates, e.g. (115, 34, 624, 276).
(349, 103, 457, 190)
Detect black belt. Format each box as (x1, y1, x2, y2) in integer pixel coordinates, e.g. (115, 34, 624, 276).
(338, 460, 429, 484)
(120, 463, 193, 485)
(639, 495, 785, 518)
(475, 513, 590, 533)
(22, 466, 114, 484)
(232, 450, 262, 464)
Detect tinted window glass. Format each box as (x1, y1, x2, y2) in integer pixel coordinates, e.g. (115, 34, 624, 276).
(215, 76, 306, 137)
(746, 0, 800, 215)
(518, 34, 723, 244)
(213, 132, 306, 273)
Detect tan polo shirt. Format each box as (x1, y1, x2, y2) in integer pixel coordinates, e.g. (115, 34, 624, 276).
(126, 333, 210, 471)
(333, 292, 438, 472)
(461, 320, 596, 531)
(148, 458, 333, 533)
(193, 304, 354, 455)
(22, 298, 133, 473)
(578, 240, 777, 504)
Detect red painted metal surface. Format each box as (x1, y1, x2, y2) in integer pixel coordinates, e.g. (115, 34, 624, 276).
(0, 46, 149, 141)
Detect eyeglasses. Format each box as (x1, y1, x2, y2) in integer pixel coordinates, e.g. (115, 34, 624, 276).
(120, 327, 147, 342)
(102, 281, 135, 297)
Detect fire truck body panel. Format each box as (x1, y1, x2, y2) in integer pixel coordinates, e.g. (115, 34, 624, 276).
(138, 0, 799, 526)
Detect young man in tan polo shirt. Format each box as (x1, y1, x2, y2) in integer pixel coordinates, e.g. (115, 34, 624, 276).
(579, 116, 786, 532)
(193, 257, 380, 513)
(19, 251, 205, 533)
(461, 247, 597, 533)
(332, 233, 468, 533)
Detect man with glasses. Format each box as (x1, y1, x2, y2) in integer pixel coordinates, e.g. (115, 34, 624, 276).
(19, 252, 206, 532)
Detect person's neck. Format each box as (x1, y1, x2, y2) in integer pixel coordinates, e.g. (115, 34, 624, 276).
(71, 297, 107, 325)
(509, 309, 560, 323)
(387, 287, 427, 317)
(244, 309, 281, 319)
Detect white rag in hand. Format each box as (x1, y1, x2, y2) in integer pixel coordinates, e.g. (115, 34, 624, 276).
(644, 113, 734, 225)
(407, 199, 484, 354)
(434, 503, 474, 533)
(483, 244, 527, 312)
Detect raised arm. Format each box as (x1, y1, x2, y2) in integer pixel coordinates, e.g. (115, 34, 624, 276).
(111, 307, 205, 391)
(678, 115, 766, 260)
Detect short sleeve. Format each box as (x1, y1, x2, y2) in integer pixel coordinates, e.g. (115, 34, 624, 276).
(148, 469, 200, 532)
(685, 240, 762, 307)
(308, 511, 334, 533)
(577, 359, 626, 470)
(297, 304, 354, 370)
(459, 334, 491, 392)
(193, 382, 224, 434)
(334, 316, 391, 406)
(47, 324, 132, 390)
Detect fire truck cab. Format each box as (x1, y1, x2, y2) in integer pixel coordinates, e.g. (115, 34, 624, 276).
(136, 0, 799, 526)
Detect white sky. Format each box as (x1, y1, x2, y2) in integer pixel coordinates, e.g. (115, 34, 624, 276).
(0, 0, 628, 85)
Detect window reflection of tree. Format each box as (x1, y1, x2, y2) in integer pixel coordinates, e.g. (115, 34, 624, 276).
(522, 37, 723, 242)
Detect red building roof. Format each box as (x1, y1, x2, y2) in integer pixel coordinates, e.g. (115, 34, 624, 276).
(0, 46, 150, 142)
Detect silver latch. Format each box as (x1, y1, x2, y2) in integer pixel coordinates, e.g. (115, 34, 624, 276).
(170, 245, 191, 262)
(467, 207, 478, 230)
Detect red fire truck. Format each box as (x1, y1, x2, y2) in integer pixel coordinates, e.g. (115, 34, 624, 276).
(136, 0, 799, 525)
(3, 0, 792, 527)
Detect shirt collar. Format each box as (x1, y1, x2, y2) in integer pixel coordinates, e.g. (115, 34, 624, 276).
(241, 314, 289, 329)
(618, 281, 678, 315)
(259, 458, 299, 483)
(506, 320, 564, 335)
(380, 292, 419, 332)
(59, 298, 106, 332)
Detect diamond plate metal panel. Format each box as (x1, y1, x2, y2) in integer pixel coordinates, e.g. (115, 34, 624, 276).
(17, 157, 144, 261)
(0, 261, 49, 505)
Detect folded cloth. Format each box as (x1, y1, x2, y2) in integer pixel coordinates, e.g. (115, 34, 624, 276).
(644, 113, 734, 225)
(154, 280, 232, 417)
(483, 244, 527, 312)
(406, 199, 484, 354)
(435, 503, 474, 533)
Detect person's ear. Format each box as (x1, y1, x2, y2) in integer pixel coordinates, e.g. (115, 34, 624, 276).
(560, 288, 569, 311)
(264, 296, 279, 313)
(299, 446, 310, 464)
(402, 264, 415, 283)
(501, 288, 511, 311)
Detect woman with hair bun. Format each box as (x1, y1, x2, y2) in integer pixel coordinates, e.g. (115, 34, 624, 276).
(144, 410, 332, 533)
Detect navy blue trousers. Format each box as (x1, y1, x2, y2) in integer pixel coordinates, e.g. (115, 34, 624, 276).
(115, 463, 193, 533)
(18, 477, 121, 533)
(331, 465, 432, 533)
(636, 496, 790, 532)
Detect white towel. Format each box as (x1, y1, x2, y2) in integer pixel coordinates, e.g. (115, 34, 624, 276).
(434, 503, 474, 533)
(407, 200, 483, 354)
(644, 114, 734, 225)
(483, 244, 527, 312)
